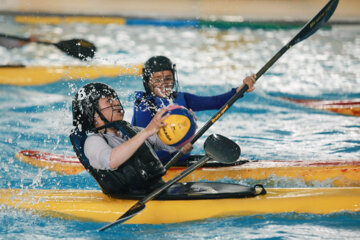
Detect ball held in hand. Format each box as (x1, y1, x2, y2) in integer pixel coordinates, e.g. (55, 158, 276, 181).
(158, 105, 196, 147)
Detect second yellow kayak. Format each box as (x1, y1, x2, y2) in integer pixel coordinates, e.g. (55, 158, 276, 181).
(0, 64, 142, 86)
(16, 150, 360, 187)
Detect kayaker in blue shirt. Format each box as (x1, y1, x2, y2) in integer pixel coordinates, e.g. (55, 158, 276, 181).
(132, 55, 256, 164)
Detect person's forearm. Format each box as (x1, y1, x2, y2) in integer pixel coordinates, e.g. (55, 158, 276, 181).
(109, 129, 151, 169)
(110, 107, 167, 169)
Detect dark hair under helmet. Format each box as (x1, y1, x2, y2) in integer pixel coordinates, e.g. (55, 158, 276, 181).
(142, 56, 178, 95)
(72, 82, 120, 132)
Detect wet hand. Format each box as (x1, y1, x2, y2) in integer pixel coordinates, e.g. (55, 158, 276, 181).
(236, 74, 256, 93)
(180, 142, 193, 154)
(189, 109, 198, 122)
(144, 107, 169, 136)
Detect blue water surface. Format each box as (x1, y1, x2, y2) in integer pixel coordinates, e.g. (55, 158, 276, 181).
(0, 16, 359, 239)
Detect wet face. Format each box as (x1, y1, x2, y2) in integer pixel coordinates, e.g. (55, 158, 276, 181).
(94, 97, 124, 128)
(148, 70, 174, 98)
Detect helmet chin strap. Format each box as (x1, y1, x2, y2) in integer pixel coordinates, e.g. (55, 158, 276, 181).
(94, 108, 110, 133)
(94, 107, 123, 133)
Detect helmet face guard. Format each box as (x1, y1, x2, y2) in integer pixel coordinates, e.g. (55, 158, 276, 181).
(142, 56, 178, 96)
(72, 82, 123, 132)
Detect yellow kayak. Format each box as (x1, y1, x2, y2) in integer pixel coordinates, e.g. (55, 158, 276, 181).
(16, 150, 360, 187)
(1, 187, 359, 224)
(0, 64, 142, 86)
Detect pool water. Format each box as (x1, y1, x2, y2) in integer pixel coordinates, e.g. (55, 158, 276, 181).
(0, 16, 359, 239)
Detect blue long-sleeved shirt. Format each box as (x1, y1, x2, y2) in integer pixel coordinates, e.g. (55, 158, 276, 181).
(132, 89, 237, 127)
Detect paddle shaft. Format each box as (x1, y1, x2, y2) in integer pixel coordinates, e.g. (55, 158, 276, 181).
(98, 155, 211, 231)
(164, 0, 338, 170)
(0, 33, 29, 42)
(0, 33, 52, 45)
(146, 156, 210, 202)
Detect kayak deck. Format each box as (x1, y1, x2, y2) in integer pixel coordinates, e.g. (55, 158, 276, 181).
(1, 188, 359, 224)
(15, 150, 360, 187)
(167, 159, 360, 187)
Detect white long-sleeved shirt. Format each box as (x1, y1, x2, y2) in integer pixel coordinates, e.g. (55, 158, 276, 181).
(84, 127, 176, 170)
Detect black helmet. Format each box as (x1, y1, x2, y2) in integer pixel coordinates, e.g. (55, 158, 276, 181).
(72, 82, 121, 132)
(142, 56, 178, 95)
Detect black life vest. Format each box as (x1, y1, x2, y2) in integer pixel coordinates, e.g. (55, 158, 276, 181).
(70, 120, 166, 196)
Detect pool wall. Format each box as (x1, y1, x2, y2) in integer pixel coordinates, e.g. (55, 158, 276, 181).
(0, 0, 359, 23)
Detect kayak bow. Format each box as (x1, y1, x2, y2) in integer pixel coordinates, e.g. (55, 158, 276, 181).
(281, 97, 360, 117)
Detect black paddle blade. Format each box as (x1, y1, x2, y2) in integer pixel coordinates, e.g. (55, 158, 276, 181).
(98, 202, 145, 232)
(55, 39, 96, 60)
(204, 134, 240, 164)
(291, 0, 339, 46)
